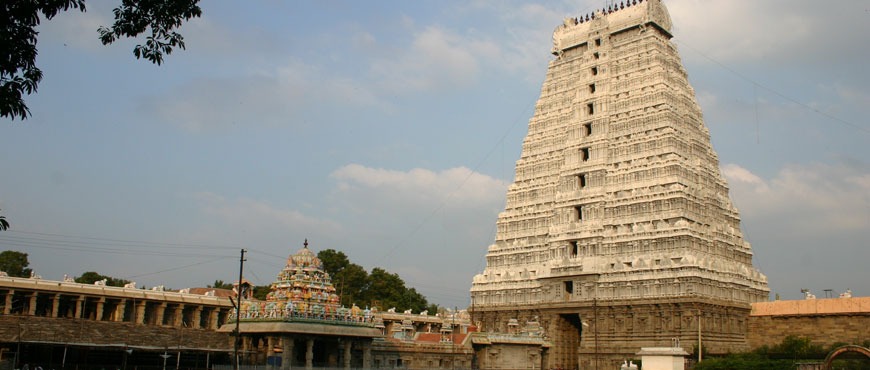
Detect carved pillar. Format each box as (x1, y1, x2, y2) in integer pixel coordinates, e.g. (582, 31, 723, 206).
(281, 336, 294, 370)
(3, 290, 13, 314)
(115, 299, 127, 322)
(305, 338, 314, 370)
(74, 296, 84, 319)
(192, 306, 203, 329)
(208, 308, 219, 330)
(28, 292, 37, 316)
(135, 301, 147, 325)
(363, 341, 372, 369)
(343, 340, 352, 369)
(51, 294, 60, 318)
(95, 297, 105, 321)
(155, 303, 167, 326)
(175, 304, 185, 327)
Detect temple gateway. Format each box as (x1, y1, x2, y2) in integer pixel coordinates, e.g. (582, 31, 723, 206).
(469, 1, 769, 369)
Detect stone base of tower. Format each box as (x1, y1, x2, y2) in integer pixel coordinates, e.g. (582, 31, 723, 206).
(472, 296, 750, 370)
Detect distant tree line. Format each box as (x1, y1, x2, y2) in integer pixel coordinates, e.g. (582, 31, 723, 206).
(316, 249, 438, 314)
(239, 249, 438, 314)
(0, 248, 441, 314)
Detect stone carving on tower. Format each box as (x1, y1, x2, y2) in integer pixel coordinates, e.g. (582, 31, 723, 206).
(470, 1, 769, 369)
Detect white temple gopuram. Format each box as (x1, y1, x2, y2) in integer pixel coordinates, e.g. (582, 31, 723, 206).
(469, 1, 769, 369)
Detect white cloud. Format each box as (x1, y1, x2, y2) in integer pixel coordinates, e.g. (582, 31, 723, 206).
(185, 192, 342, 244)
(721, 163, 769, 192)
(668, 1, 870, 65)
(142, 58, 387, 131)
(330, 163, 508, 207)
(724, 162, 870, 232)
(371, 26, 493, 92)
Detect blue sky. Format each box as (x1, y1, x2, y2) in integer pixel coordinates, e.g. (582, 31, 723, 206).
(1, 0, 868, 308)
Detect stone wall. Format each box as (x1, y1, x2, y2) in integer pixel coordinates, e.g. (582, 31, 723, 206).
(747, 298, 870, 349)
(0, 315, 230, 350)
(747, 314, 869, 349)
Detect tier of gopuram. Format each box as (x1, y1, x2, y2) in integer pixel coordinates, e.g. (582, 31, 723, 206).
(470, 0, 770, 368)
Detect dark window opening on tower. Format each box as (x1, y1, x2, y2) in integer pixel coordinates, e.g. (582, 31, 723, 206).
(580, 147, 590, 161)
(589, 84, 596, 93)
(587, 103, 595, 115)
(593, 52, 600, 59)
(564, 281, 574, 294)
(575, 205, 584, 221)
(584, 123, 593, 136)
(578, 173, 587, 188)
(570, 241, 579, 256)
(595, 38, 601, 46)
(591, 66, 598, 76)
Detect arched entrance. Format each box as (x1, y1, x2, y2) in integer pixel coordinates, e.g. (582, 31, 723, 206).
(824, 345, 870, 370)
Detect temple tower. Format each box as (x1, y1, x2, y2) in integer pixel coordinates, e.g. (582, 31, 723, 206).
(469, 1, 769, 369)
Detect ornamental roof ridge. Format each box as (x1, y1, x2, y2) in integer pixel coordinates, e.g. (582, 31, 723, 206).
(552, 0, 673, 55)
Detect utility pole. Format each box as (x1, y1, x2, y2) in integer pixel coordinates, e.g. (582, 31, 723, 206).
(234, 249, 246, 370)
(452, 306, 456, 370)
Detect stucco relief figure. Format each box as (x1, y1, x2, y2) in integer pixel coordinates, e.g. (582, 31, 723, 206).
(551, 17, 575, 55)
(124, 281, 136, 289)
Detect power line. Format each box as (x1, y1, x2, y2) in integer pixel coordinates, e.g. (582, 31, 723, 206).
(5, 230, 241, 250)
(125, 256, 233, 280)
(375, 96, 534, 266)
(673, 38, 869, 135)
(0, 234, 227, 258)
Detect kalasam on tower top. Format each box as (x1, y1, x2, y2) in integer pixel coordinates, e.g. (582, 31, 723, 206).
(469, 1, 769, 368)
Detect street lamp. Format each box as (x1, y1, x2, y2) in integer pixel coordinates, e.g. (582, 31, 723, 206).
(160, 351, 172, 370)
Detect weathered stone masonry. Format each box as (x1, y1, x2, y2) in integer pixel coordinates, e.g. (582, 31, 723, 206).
(0, 276, 232, 350)
(470, 1, 769, 369)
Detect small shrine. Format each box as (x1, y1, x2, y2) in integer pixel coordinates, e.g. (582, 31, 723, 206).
(220, 240, 380, 369)
(234, 239, 371, 323)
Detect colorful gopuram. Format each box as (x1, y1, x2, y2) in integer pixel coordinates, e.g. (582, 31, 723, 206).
(233, 239, 371, 323)
(222, 240, 380, 369)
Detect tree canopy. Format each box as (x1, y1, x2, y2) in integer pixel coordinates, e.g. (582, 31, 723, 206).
(1, 0, 201, 120)
(317, 249, 437, 313)
(0, 209, 9, 231)
(0, 250, 31, 277)
(694, 336, 870, 370)
(75, 271, 131, 287)
(208, 279, 234, 290)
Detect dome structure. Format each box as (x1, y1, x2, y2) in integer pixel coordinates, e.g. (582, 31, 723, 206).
(266, 239, 340, 311)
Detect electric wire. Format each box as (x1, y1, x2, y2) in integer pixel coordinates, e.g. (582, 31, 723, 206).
(374, 95, 535, 266)
(673, 38, 869, 135)
(0, 234, 227, 258)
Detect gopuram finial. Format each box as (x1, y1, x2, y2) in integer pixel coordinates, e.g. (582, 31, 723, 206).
(304, 238, 309, 249)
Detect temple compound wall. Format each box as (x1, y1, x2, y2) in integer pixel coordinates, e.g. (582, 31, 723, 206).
(747, 296, 870, 349)
(0, 275, 233, 367)
(470, 1, 769, 369)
